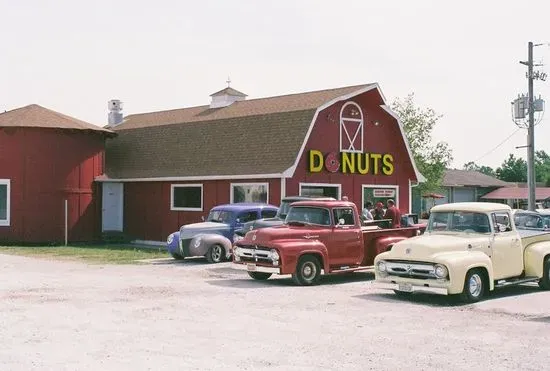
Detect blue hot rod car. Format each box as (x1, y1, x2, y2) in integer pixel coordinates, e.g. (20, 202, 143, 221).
(166, 203, 279, 263)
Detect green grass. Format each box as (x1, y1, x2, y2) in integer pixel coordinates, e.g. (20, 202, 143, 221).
(0, 244, 169, 264)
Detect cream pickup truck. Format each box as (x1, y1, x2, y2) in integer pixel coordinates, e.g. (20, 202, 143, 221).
(374, 202, 550, 303)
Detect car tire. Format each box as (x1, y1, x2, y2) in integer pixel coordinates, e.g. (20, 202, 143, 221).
(206, 244, 224, 264)
(292, 255, 321, 286)
(459, 268, 486, 303)
(170, 252, 185, 260)
(539, 257, 550, 290)
(248, 272, 272, 280)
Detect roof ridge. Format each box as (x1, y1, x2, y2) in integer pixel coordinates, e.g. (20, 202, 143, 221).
(124, 83, 372, 119)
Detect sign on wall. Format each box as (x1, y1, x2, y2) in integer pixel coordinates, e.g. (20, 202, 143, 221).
(308, 101, 394, 175)
(373, 189, 396, 198)
(308, 100, 395, 176)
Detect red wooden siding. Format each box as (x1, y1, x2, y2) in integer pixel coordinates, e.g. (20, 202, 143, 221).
(0, 127, 106, 243)
(123, 178, 281, 241)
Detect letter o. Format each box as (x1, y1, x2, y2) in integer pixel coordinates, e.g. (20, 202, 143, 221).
(325, 152, 340, 173)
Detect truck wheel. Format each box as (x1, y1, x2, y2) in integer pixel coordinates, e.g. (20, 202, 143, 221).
(170, 252, 185, 260)
(539, 257, 550, 290)
(292, 255, 321, 286)
(206, 244, 224, 264)
(248, 272, 272, 280)
(459, 269, 486, 303)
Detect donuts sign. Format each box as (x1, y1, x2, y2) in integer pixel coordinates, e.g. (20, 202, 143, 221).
(307, 100, 395, 176)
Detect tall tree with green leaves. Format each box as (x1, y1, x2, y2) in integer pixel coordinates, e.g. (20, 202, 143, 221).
(391, 93, 453, 194)
(495, 154, 527, 182)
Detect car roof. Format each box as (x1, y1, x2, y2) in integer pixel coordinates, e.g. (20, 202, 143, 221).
(282, 195, 336, 202)
(289, 200, 356, 208)
(431, 202, 512, 213)
(211, 203, 278, 211)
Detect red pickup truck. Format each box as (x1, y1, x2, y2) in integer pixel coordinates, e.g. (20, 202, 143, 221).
(232, 199, 425, 285)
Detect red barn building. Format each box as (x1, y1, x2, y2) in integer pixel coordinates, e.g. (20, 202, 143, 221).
(102, 83, 423, 243)
(0, 104, 115, 244)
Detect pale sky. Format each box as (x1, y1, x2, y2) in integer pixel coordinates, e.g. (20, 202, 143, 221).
(2, 0, 549, 170)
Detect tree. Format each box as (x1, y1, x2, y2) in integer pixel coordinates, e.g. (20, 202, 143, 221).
(535, 150, 550, 185)
(495, 154, 527, 182)
(462, 161, 496, 177)
(391, 93, 453, 194)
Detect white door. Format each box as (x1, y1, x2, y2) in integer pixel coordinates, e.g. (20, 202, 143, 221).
(102, 182, 124, 232)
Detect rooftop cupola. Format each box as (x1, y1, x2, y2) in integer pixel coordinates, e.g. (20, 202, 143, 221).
(209, 79, 247, 108)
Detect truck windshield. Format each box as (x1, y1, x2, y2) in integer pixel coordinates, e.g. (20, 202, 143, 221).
(427, 211, 491, 234)
(285, 207, 331, 226)
(207, 210, 234, 224)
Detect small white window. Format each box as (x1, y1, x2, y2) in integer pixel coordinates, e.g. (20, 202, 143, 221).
(171, 184, 203, 211)
(299, 183, 341, 199)
(0, 179, 10, 226)
(230, 183, 268, 203)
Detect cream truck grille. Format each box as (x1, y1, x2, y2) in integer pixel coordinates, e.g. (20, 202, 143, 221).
(385, 260, 438, 279)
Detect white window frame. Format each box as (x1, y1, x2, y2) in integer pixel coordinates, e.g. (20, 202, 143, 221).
(361, 184, 399, 209)
(230, 182, 269, 204)
(299, 182, 342, 200)
(0, 179, 10, 227)
(170, 184, 203, 211)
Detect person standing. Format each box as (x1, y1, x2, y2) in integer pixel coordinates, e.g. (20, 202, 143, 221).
(372, 202, 385, 220)
(384, 199, 401, 228)
(362, 201, 374, 222)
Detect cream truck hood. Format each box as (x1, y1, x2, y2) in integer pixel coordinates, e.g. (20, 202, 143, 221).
(388, 232, 491, 260)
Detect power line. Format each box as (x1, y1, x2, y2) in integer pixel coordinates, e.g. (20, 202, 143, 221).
(472, 127, 522, 163)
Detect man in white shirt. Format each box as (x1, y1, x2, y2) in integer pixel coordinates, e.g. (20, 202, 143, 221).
(362, 201, 374, 222)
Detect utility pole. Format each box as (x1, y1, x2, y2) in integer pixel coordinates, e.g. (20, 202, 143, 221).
(514, 42, 546, 211)
(526, 42, 536, 211)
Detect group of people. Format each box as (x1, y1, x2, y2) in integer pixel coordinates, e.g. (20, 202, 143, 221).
(361, 199, 402, 228)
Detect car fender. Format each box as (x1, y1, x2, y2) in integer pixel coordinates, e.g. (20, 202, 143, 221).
(166, 231, 180, 254)
(373, 236, 411, 254)
(524, 241, 550, 277)
(270, 239, 329, 274)
(190, 233, 233, 258)
(434, 251, 494, 294)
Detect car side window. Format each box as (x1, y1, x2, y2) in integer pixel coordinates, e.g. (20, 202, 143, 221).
(238, 211, 258, 223)
(333, 208, 355, 226)
(261, 209, 278, 218)
(492, 212, 512, 232)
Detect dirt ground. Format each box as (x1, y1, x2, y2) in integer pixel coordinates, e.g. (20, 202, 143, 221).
(1, 254, 549, 371)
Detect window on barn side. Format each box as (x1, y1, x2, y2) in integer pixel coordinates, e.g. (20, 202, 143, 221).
(0, 179, 10, 226)
(230, 183, 268, 204)
(171, 184, 203, 211)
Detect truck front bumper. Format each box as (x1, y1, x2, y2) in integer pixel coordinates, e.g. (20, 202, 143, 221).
(374, 278, 449, 295)
(232, 262, 281, 274)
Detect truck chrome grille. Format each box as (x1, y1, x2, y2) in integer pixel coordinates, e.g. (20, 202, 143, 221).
(235, 245, 273, 263)
(385, 260, 437, 279)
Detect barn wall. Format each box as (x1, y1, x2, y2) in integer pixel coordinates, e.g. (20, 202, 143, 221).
(123, 178, 281, 241)
(286, 89, 416, 213)
(0, 127, 106, 244)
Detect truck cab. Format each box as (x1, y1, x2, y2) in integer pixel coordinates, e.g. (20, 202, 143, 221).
(374, 202, 550, 302)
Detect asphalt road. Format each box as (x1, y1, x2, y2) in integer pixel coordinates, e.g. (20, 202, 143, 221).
(1, 254, 549, 371)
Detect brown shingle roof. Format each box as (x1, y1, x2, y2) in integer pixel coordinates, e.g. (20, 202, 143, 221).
(106, 109, 317, 179)
(115, 84, 372, 131)
(443, 169, 511, 187)
(106, 84, 378, 179)
(0, 104, 115, 136)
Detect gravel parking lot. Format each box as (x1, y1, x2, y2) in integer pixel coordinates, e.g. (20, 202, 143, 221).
(1, 253, 549, 371)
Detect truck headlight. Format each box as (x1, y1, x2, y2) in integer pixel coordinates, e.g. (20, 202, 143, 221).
(377, 261, 387, 272)
(434, 264, 448, 278)
(269, 249, 279, 261)
(233, 233, 243, 242)
(233, 247, 241, 256)
(193, 237, 202, 248)
(167, 234, 174, 244)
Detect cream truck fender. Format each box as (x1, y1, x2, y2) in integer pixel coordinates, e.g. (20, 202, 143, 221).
(524, 241, 550, 278)
(433, 251, 495, 294)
